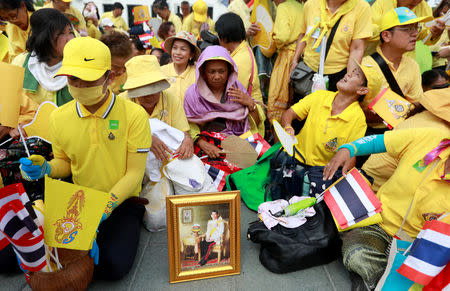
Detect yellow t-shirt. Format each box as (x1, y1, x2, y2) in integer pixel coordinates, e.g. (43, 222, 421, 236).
(5, 11, 32, 63)
(362, 111, 450, 192)
(300, 0, 372, 74)
(291, 90, 367, 166)
(378, 128, 450, 238)
(121, 91, 190, 132)
(161, 63, 196, 102)
(230, 40, 263, 104)
(49, 92, 151, 196)
(167, 12, 182, 33)
(429, 32, 449, 68)
(181, 14, 215, 39)
(272, 0, 303, 51)
(86, 20, 102, 39)
(43, 3, 87, 33)
(100, 11, 129, 32)
(361, 46, 424, 109)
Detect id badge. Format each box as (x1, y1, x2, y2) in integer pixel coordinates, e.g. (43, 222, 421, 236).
(412, 159, 427, 173)
(311, 29, 323, 53)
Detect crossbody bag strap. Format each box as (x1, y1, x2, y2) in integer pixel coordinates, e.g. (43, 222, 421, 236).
(246, 45, 255, 96)
(324, 16, 343, 62)
(370, 52, 405, 97)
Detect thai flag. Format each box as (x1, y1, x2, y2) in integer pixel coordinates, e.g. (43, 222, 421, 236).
(203, 164, 227, 191)
(397, 220, 450, 286)
(139, 33, 152, 48)
(244, 133, 270, 159)
(0, 183, 47, 272)
(323, 168, 381, 230)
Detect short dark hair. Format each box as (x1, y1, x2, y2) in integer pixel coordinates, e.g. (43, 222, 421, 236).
(0, 0, 34, 12)
(181, 1, 189, 5)
(157, 21, 174, 39)
(158, 0, 169, 10)
(130, 36, 145, 52)
(113, 2, 124, 10)
(26, 8, 71, 63)
(101, 31, 133, 58)
(211, 210, 219, 215)
(422, 68, 449, 88)
(160, 52, 172, 65)
(215, 12, 246, 43)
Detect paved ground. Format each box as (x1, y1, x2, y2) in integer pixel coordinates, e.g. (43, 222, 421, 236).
(1, 202, 351, 291)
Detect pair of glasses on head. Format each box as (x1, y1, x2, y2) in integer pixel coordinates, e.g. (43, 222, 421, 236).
(0, 7, 19, 22)
(391, 24, 422, 34)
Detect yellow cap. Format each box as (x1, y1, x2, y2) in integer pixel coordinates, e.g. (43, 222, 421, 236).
(380, 7, 432, 32)
(55, 37, 111, 81)
(193, 0, 207, 23)
(123, 55, 170, 97)
(420, 87, 450, 122)
(355, 60, 384, 100)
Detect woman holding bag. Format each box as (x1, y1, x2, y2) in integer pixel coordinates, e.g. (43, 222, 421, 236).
(289, 0, 372, 97)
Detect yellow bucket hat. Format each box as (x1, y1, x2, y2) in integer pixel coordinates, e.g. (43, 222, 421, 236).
(355, 60, 384, 100)
(55, 37, 111, 81)
(380, 7, 432, 32)
(123, 55, 170, 98)
(420, 87, 450, 122)
(193, 0, 207, 23)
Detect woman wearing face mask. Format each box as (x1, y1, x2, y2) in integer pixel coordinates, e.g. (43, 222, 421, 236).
(4, 8, 74, 140)
(0, 0, 35, 62)
(161, 31, 200, 102)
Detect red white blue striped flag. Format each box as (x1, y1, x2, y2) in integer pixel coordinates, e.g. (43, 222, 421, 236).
(243, 133, 270, 159)
(0, 183, 47, 272)
(323, 168, 381, 230)
(203, 164, 227, 191)
(397, 219, 450, 286)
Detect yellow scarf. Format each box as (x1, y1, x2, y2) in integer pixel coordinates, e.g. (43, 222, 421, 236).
(302, 0, 358, 49)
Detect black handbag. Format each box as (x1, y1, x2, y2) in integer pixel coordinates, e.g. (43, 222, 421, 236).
(247, 201, 342, 274)
(290, 16, 343, 96)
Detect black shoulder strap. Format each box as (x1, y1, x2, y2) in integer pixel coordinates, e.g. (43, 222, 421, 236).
(370, 52, 405, 97)
(324, 16, 343, 62)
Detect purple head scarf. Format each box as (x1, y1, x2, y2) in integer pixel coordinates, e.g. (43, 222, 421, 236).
(183, 45, 250, 136)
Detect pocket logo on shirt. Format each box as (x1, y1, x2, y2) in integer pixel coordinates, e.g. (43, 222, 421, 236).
(324, 137, 338, 152)
(109, 120, 119, 130)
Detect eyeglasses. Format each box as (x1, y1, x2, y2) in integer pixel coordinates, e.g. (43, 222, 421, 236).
(392, 24, 422, 34)
(0, 7, 19, 22)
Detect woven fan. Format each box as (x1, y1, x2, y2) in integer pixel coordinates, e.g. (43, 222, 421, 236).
(221, 135, 258, 169)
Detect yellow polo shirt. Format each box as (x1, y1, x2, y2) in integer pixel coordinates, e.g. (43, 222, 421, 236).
(230, 41, 263, 103)
(300, 0, 372, 74)
(272, 0, 303, 51)
(378, 128, 450, 238)
(291, 90, 367, 166)
(361, 46, 423, 111)
(5, 11, 31, 63)
(181, 14, 215, 39)
(121, 91, 190, 132)
(100, 11, 129, 31)
(362, 111, 450, 192)
(167, 12, 182, 33)
(161, 63, 196, 102)
(49, 92, 151, 196)
(86, 20, 102, 39)
(43, 3, 87, 33)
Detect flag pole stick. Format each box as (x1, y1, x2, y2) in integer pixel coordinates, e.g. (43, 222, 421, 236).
(18, 126, 30, 157)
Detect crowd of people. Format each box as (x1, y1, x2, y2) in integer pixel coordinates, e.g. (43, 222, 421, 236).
(0, 0, 449, 289)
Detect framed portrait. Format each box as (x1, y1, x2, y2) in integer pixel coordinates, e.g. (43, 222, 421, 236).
(166, 191, 241, 283)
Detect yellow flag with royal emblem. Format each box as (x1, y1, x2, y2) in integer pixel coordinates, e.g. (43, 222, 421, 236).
(0, 61, 24, 128)
(133, 5, 150, 25)
(44, 177, 110, 250)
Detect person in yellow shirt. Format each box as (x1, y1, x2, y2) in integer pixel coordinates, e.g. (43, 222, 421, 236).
(290, 0, 372, 101)
(182, 0, 215, 40)
(156, 1, 182, 33)
(157, 21, 176, 41)
(227, 0, 251, 32)
(362, 86, 450, 192)
(215, 12, 266, 136)
(266, 0, 304, 122)
(161, 31, 200, 103)
(180, 1, 190, 23)
(19, 37, 151, 281)
(44, 0, 87, 36)
(122, 55, 193, 161)
(360, 8, 429, 131)
(0, 0, 34, 62)
(99, 2, 129, 32)
(101, 31, 135, 95)
(324, 127, 450, 290)
(5, 9, 74, 140)
(82, 1, 101, 39)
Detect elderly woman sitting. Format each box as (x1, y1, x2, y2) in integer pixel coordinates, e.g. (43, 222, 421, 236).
(184, 45, 265, 159)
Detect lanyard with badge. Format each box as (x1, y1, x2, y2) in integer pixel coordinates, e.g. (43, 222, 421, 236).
(159, 92, 168, 121)
(413, 139, 450, 181)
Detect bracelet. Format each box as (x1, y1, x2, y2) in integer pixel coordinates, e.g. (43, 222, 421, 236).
(284, 125, 293, 130)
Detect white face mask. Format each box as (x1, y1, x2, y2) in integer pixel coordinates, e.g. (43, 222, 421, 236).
(68, 75, 109, 106)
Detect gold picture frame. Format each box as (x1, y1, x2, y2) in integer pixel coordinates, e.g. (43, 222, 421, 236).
(166, 191, 241, 283)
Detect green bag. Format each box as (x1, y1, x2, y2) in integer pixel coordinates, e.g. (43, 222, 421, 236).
(226, 143, 282, 211)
